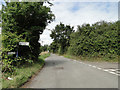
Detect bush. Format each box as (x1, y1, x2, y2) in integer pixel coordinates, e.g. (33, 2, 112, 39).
(68, 21, 118, 60)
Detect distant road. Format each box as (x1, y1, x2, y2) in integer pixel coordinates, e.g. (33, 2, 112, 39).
(23, 54, 118, 88)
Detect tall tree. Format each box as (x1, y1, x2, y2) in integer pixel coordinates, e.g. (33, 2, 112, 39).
(1, 1, 55, 71)
(68, 21, 118, 60)
(50, 23, 74, 54)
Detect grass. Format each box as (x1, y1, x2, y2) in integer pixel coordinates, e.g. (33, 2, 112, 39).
(39, 52, 50, 60)
(63, 54, 118, 62)
(2, 53, 50, 88)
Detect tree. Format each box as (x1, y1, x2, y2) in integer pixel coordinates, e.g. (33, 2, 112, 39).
(68, 21, 118, 60)
(1, 1, 55, 72)
(40, 44, 49, 52)
(49, 41, 59, 53)
(50, 23, 74, 54)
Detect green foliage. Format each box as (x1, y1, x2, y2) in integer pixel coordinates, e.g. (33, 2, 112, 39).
(49, 41, 59, 53)
(40, 44, 49, 52)
(0, 34, 1, 58)
(2, 53, 50, 88)
(0, 34, 1, 47)
(68, 21, 118, 60)
(1, 1, 54, 72)
(38, 53, 50, 60)
(49, 20, 118, 61)
(50, 22, 74, 54)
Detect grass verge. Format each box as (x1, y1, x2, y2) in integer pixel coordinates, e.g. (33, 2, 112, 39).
(2, 53, 50, 88)
(63, 54, 118, 62)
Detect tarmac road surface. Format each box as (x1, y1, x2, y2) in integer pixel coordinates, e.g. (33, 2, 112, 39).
(24, 54, 118, 88)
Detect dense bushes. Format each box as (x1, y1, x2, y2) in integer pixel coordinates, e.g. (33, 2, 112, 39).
(50, 21, 119, 60)
(49, 41, 59, 53)
(50, 23, 74, 54)
(40, 45, 49, 52)
(1, 1, 54, 72)
(68, 21, 118, 59)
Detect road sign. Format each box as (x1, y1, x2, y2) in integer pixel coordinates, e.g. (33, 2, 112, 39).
(19, 42, 29, 46)
(8, 52, 16, 55)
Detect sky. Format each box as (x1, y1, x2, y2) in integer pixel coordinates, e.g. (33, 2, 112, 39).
(0, 1, 119, 44)
(0, 3, 1, 34)
(40, 1, 118, 45)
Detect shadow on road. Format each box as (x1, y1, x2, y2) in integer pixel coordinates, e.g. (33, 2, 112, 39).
(45, 59, 66, 67)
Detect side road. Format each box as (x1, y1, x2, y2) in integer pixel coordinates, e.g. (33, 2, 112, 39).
(62, 56, 119, 76)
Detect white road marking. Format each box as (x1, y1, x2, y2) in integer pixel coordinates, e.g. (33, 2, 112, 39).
(89, 65, 92, 67)
(97, 67, 102, 70)
(87, 64, 119, 76)
(92, 66, 97, 68)
(109, 72, 118, 75)
(67, 58, 120, 76)
(103, 69, 109, 72)
(109, 69, 116, 71)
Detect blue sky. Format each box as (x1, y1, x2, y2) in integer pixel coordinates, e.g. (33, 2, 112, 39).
(0, 1, 118, 44)
(0, 0, 5, 5)
(70, 2, 118, 14)
(40, 2, 118, 45)
(71, 2, 80, 12)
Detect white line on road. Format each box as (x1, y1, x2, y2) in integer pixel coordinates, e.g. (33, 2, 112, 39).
(103, 69, 109, 72)
(89, 65, 92, 67)
(97, 67, 102, 70)
(67, 57, 119, 76)
(109, 69, 117, 71)
(92, 66, 97, 68)
(108, 72, 118, 75)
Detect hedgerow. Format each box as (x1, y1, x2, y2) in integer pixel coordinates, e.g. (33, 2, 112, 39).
(68, 21, 118, 59)
(1, 1, 54, 73)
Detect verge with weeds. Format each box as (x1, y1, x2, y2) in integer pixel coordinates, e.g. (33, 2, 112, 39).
(63, 54, 118, 62)
(2, 53, 50, 88)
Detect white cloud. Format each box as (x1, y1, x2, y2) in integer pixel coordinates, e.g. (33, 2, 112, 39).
(51, 0, 119, 2)
(0, 5, 1, 34)
(0, 4, 1, 34)
(40, 2, 118, 46)
(0, 5, 1, 10)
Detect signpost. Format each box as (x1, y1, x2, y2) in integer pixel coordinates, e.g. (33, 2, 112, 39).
(19, 42, 29, 46)
(8, 52, 16, 55)
(7, 42, 30, 58)
(15, 42, 30, 57)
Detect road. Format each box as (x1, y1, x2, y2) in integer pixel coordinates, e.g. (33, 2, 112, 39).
(24, 54, 118, 88)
